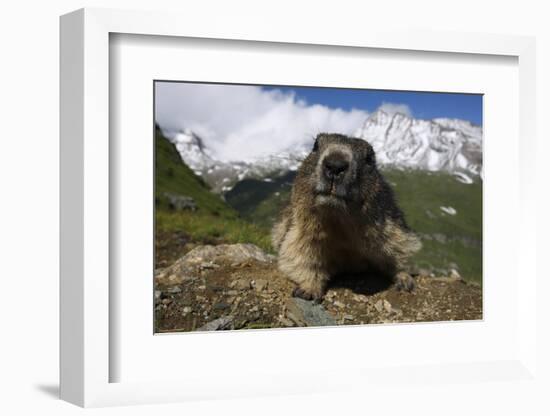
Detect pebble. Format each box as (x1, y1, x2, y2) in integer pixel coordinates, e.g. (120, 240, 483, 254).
(213, 302, 230, 311)
(167, 286, 182, 294)
(155, 290, 162, 301)
(278, 316, 295, 327)
(231, 279, 251, 290)
(200, 262, 219, 270)
(254, 279, 268, 291)
(383, 299, 393, 314)
(182, 306, 193, 314)
(374, 300, 384, 313)
(449, 269, 461, 279)
(161, 298, 172, 305)
(333, 301, 345, 308)
(343, 314, 355, 321)
(353, 294, 368, 303)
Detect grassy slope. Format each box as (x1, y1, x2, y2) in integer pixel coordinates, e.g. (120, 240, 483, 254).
(225, 172, 295, 228)
(155, 127, 271, 252)
(383, 169, 482, 283)
(226, 168, 482, 283)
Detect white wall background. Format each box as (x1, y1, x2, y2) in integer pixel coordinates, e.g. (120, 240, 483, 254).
(0, 1, 548, 414)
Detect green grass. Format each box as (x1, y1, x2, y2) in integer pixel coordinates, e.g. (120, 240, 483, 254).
(383, 169, 482, 283)
(155, 125, 237, 219)
(156, 210, 273, 252)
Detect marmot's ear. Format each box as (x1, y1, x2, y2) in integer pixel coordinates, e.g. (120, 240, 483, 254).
(312, 137, 319, 152)
(366, 144, 376, 166)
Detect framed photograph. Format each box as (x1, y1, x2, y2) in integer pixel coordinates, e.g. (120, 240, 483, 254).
(60, 8, 538, 408)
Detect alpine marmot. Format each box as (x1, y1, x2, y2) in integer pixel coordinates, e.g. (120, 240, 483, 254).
(272, 133, 421, 301)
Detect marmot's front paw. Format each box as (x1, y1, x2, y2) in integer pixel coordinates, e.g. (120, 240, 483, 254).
(394, 272, 415, 292)
(292, 286, 323, 303)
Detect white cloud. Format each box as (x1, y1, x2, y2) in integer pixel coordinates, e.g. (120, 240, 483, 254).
(377, 102, 413, 117)
(155, 83, 369, 162)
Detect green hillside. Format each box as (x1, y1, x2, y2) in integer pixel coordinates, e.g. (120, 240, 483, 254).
(155, 126, 271, 258)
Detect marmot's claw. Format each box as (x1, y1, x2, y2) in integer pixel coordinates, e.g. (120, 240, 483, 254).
(395, 272, 415, 292)
(292, 287, 323, 302)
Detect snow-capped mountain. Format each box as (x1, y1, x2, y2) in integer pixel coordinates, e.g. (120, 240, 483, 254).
(162, 110, 482, 193)
(164, 129, 308, 192)
(355, 110, 482, 176)
(168, 129, 216, 176)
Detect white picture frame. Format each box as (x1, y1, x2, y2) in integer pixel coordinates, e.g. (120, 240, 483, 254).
(60, 8, 539, 408)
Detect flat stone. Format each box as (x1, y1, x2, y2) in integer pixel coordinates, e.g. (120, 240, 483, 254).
(231, 279, 251, 290)
(196, 316, 234, 331)
(285, 298, 337, 327)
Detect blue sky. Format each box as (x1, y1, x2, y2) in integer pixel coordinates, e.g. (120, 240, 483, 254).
(263, 86, 483, 125)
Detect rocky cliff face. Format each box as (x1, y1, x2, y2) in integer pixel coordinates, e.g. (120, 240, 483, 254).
(355, 111, 482, 177)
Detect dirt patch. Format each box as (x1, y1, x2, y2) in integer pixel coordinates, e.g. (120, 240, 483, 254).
(154, 244, 482, 332)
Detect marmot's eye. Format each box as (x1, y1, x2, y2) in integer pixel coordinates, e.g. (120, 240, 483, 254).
(312, 139, 319, 152)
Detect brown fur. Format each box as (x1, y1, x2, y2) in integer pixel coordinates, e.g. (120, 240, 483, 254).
(272, 133, 421, 301)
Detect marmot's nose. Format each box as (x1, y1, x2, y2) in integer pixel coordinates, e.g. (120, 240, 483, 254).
(323, 154, 349, 178)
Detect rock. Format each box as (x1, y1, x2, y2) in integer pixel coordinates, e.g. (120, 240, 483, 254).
(448, 262, 459, 271)
(163, 192, 197, 211)
(383, 299, 393, 313)
(213, 302, 230, 311)
(352, 294, 368, 303)
(254, 279, 268, 291)
(325, 291, 336, 301)
(374, 300, 384, 313)
(196, 316, 234, 331)
(285, 298, 337, 327)
(155, 243, 272, 286)
(231, 279, 251, 290)
(155, 290, 162, 302)
(200, 261, 219, 270)
(182, 306, 193, 314)
(449, 269, 461, 279)
(184, 244, 274, 265)
(167, 286, 182, 294)
(333, 300, 345, 308)
(343, 314, 355, 321)
(161, 298, 172, 306)
(278, 316, 295, 327)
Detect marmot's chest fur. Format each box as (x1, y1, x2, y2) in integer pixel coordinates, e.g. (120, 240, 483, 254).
(272, 133, 421, 301)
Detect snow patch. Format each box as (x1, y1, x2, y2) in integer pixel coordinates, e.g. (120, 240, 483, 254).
(440, 206, 457, 215)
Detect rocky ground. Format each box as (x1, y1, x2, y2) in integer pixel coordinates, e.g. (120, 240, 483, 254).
(154, 243, 482, 332)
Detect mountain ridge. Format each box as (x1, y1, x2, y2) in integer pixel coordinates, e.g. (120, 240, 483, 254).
(161, 110, 482, 193)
